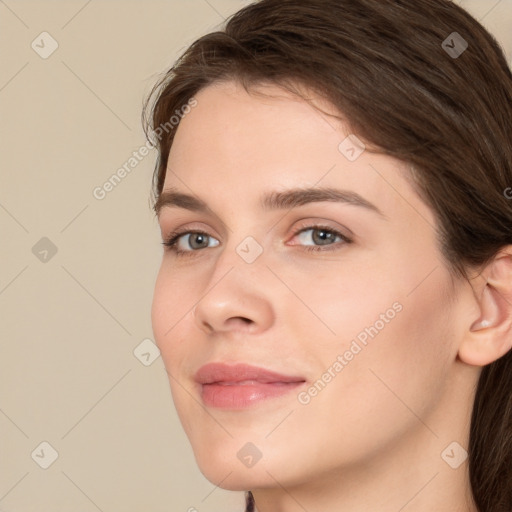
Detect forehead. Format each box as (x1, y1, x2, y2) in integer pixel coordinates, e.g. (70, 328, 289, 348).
(169, 79, 344, 163)
(163, 80, 433, 228)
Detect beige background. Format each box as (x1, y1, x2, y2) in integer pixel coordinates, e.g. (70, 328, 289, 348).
(1, 1, 511, 511)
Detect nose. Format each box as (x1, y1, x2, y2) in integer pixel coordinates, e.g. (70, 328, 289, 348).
(193, 263, 275, 337)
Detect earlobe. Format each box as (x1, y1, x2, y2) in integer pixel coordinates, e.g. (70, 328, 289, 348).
(458, 249, 512, 367)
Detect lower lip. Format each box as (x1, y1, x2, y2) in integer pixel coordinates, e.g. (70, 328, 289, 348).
(200, 381, 305, 409)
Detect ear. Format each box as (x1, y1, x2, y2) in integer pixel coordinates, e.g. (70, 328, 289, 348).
(458, 246, 512, 366)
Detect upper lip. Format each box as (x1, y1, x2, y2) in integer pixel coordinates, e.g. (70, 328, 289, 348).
(195, 362, 306, 385)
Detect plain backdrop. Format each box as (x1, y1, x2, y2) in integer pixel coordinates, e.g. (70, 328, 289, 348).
(1, 1, 511, 511)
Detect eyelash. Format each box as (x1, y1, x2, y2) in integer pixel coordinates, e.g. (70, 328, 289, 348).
(161, 224, 353, 257)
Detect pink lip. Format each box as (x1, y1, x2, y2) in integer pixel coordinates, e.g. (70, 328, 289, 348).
(195, 363, 306, 409)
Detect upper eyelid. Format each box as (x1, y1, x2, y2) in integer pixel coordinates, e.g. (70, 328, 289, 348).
(169, 223, 344, 236)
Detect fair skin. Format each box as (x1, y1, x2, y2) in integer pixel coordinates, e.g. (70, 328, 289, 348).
(151, 79, 512, 512)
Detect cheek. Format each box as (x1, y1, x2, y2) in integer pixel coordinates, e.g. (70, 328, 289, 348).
(151, 266, 201, 430)
(272, 251, 403, 354)
(151, 264, 195, 364)
(289, 256, 457, 455)
(312, 269, 455, 445)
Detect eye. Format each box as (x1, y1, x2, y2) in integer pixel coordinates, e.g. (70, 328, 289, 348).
(290, 224, 352, 252)
(161, 224, 352, 257)
(162, 230, 219, 256)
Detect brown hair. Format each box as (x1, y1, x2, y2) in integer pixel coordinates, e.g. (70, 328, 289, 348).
(142, 1, 512, 510)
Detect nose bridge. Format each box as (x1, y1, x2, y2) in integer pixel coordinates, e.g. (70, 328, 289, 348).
(211, 212, 269, 276)
(193, 230, 273, 333)
(208, 231, 268, 297)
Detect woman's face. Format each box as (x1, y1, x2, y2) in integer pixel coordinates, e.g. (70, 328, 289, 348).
(151, 80, 468, 490)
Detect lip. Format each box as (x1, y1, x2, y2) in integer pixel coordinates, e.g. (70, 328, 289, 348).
(195, 362, 305, 385)
(195, 362, 306, 409)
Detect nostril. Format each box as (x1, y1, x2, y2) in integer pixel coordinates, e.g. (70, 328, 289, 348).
(203, 321, 214, 332)
(228, 317, 253, 329)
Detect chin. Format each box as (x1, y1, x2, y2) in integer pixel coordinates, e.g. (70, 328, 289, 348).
(196, 459, 273, 491)
(189, 437, 285, 490)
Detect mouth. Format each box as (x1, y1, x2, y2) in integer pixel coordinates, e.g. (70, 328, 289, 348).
(195, 362, 307, 409)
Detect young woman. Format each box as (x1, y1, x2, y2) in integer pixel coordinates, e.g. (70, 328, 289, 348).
(143, 1, 512, 510)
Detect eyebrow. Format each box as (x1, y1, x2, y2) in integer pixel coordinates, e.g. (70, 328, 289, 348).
(154, 186, 387, 219)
